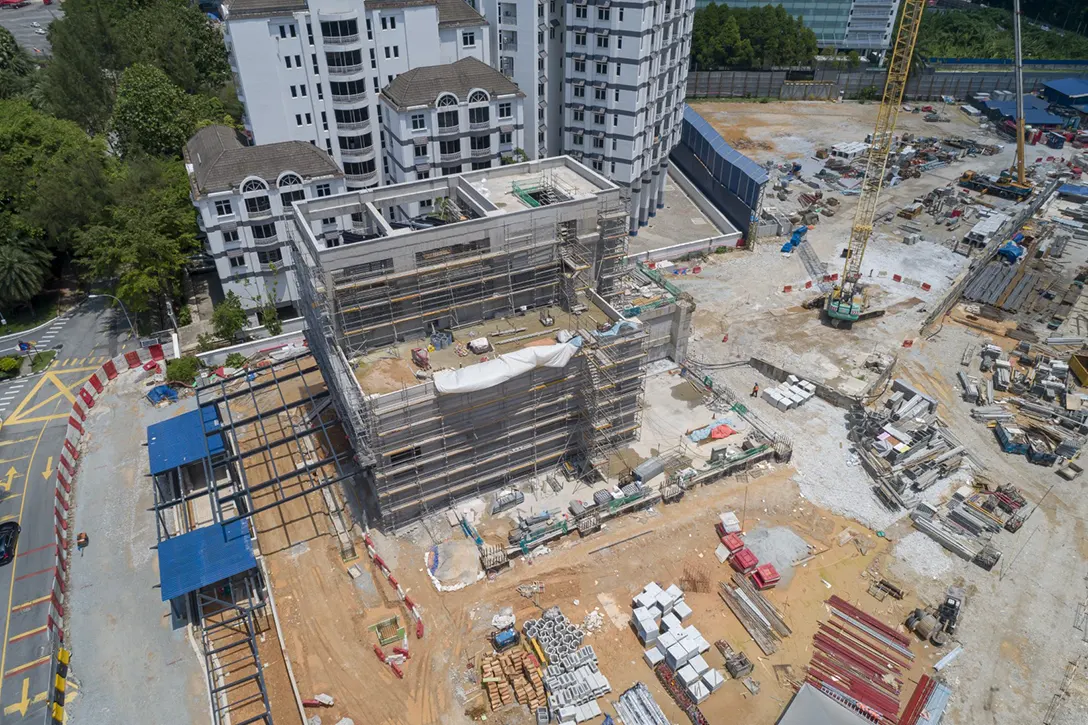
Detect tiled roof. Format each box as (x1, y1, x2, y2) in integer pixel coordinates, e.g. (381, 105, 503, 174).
(436, 0, 488, 28)
(223, 0, 306, 20)
(381, 57, 522, 110)
(184, 126, 342, 196)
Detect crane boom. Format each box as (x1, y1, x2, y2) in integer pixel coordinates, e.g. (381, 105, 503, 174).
(825, 0, 926, 324)
(1012, 0, 1027, 185)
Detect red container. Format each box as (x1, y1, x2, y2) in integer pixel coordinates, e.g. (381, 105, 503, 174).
(751, 564, 781, 590)
(720, 533, 744, 553)
(729, 547, 758, 574)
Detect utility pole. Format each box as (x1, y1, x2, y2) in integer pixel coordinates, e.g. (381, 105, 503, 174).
(1012, 0, 1027, 186)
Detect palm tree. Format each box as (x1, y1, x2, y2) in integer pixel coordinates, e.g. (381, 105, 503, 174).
(0, 234, 50, 312)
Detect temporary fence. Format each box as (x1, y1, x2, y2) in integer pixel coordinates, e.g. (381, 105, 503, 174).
(362, 533, 425, 639)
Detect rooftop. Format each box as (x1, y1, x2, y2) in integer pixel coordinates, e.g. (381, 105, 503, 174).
(222, 0, 306, 19)
(157, 520, 257, 601)
(1043, 77, 1088, 100)
(775, 684, 875, 725)
(981, 95, 1064, 126)
(381, 57, 522, 110)
(183, 125, 342, 198)
(353, 294, 617, 395)
(148, 407, 225, 476)
(436, 0, 488, 28)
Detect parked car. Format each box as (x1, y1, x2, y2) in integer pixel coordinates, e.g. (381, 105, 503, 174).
(0, 522, 21, 566)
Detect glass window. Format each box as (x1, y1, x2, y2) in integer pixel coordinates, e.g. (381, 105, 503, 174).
(411, 113, 426, 130)
(438, 110, 459, 128)
(214, 200, 233, 216)
(572, 134, 583, 145)
(281, 189, 305, 205)
(574, 32, 585, 46)
(463, 31, 475, 47)
(498, 102, 512, 119)
(598, 7, 610, 20)
(316, 183, 331, 197)
(596, 34, 608, 48)
(258, 248, 283, 265)
(252, 223, 276, 239)
(415, 145, 428, 158)
(229, 255, 245, 269)
(245, 196, 271, 214)
(222, 230, 239, 243)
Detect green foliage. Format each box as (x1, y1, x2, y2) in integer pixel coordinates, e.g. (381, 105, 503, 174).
(112, 64, 229, 158)
(856, 86, 879, 102)
(211, 292, 248, 342)
(0, 101, 112, 253)
(197, 332, 220, 352)
(0, 356, 20, 379)
(75, 157, 199, 314)
(692, 3, 817, 70)
(0, 242, 48, 308)
(916, 8, 1088, 60)
(31, 349, 56, 373)
(176, 304, 192, 327)
(0, 26, 35, 101)
(847, 51, 861, 69)
(259, 303, 283, 336)
(165, 355, 201, 384)
(224, 352, 248, 369)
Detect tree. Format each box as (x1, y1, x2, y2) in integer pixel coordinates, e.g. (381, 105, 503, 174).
(692, 3, 817, 70)
(76, 157, 199, 314)
(0, 26, 35, 101)
(847, 50, 861, 69)
(0, 237, 48, 309)
(259, 303, 283, 336)
(112, 64, 229, 157)
(211, 292, 248, 342)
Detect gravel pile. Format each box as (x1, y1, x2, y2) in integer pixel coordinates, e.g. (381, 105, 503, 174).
(892, 531, 955, 579)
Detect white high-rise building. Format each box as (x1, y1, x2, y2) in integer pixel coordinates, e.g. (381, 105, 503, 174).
(474, 0, 695, 233)
(223, 0, 694, 231)
(223, 0, 490, 189)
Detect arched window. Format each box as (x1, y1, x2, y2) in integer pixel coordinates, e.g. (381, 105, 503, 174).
(242, 179, 268, 193)
(437, 93, 458, 107)
(278, 173, 303, 187)
(468, 90, 489, 104)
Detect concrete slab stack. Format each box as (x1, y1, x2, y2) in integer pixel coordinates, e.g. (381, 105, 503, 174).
(761, 375, 816, 410)
(543, 644, 612, 723)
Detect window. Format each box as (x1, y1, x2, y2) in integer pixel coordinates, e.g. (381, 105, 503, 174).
(619, 8, 624, 21)
(295, 54, 301, 66)
(313, 54, 319, 74)
(594, 112, 605, 125)
(344, 158, 377, 177)
(252, 223, 276, 239)
(418, 170, 430, 180)
(612, 138, 617, 150)
(393, 46, 399, 57)
(574, 86, 585, 98)
(387, 74, 394, 84)
(381, 16, 387, 30)
(598, 7, 610, 20)
(575, 6, 586, 19)
(574, 32, 585, 46)
(596, 62, 607, 75)
(290, 25, 296, 37)
(307, 22, 313, 45)
(214, 200, 233, 216)
(468, 90, 488, 104)
(330, 79, 366, 98)
(321, 217, 336, 226)
(377, 107, 383, 123)
(290, 85, 298, 98)
(278, 173, 303, 188)
(317, 83, 323, 99)
(281, 188, 305, 205)
(611, 161, 616, 174)
(411, 113, 426, 130)
(258, 249, 283, 265)
(498, 102, 512, 119)
(472, 160, 491, 170)
(596, 34, 608, 48)
(295, 113, 303, 126)
(616, 63, 621, 76)
(366, 18, 372, 40)
(439, 139, 462, 155)
(245, 196, 272, 215)
(442, 165, 461, 176)
(594, 88, 606, 100)
(414, 145, 428, 158)
(462, 30, 475, 47)
(438, 109, 459, 128)
(470, 135, 490, 151)
(321, 111, 328, 130)
(316, 183, 331, 197)
(574, 59, 585, 73)
(613, 114, 618, 127)
(229, 255, 245, 269)
(591, 160, 603, 172)
(468, 106, 489, 125)
(285, 56, 292, 68)
(384, 46, 391, 58)
(300, 85, 307, 96)
(573, 109, 584, 122)
(370, 48, 377, 68)
(338, 132, 373, 151)
(279, 25, 286, 39)
(617, 36, 622, 49)
(222, 230, 239, 244)
(572, 133, 583, 145)
(373, 77, 379, 91)
(305, 112, 312, 124)
(499, 131, 512, 145)
(615, 89, 620, 101)
(592, 137, 604, 149)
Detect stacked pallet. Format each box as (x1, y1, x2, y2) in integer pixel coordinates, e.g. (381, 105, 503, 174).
(482, 650, 546, 712)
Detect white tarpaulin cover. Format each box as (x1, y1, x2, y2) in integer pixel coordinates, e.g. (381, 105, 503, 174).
(433, 338, 582, 394)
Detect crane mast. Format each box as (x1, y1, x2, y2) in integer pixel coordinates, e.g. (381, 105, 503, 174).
(1011, 0, 1027, 185)
(825, 0, 926, 325)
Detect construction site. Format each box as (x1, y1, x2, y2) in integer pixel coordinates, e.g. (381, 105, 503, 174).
(105, 2, 1088, 722)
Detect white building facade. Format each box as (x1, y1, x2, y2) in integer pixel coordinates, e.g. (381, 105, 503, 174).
(184, 125, 348, 322)
(379, 57, 526, 190)
(223, 0, 489, 190)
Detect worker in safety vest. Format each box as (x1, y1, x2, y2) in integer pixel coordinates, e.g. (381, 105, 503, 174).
(751, 384, 759, 398)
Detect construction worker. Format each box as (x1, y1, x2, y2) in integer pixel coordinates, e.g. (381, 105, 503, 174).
(751, 384, 759, 398)
(76, 532, 89, 556)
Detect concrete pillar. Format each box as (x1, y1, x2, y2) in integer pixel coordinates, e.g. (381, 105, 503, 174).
(638, 174, 652, 227)
(656, 162, 669, 209)
(628, 184, 642, 234)
(670, 298, 694, 363)
(647, 169, 662, 218)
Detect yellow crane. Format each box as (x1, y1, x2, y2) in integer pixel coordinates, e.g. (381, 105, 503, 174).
(825, 0, 926, 326)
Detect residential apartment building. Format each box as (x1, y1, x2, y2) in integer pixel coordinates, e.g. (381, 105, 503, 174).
(694, 0, 900, 52)
(475, 0, 696, 233)
(222, 0, 489, 189)
(286, 157, 693, 529)
(184, 125, 347, 321)
(379, 57, 526, 192)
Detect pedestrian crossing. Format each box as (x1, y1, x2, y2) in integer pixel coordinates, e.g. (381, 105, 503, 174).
(52, 357, 112, 368)
(0, 381, 27, 417)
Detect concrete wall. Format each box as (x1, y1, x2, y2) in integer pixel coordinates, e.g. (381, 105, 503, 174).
(195, 329, 307, 367)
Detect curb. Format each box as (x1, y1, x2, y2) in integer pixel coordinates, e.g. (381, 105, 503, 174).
(0, 311, 73, 349)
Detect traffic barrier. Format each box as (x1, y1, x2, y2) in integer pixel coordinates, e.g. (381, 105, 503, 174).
(58, 456, 73, 476)
(63, 440, 79, 461)
(921, 283, 932, 291)
(55, 489, 68, 512)
(804, 281, 813, 289)
(71, 401, 85, 421)
(78, 389, 94, 408)
(124, 351, 141, 369)
(103, 360, 118, 380)
(88, 375, 103, 394)
(67, 417, 83, 435)
(54, 506, 67, 530)
(149, 344, 165, 361)
(892, 274, 902, 282)
(57, 472, 70, 495)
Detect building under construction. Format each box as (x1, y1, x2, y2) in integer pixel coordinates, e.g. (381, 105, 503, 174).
(289, 157, 694, 529)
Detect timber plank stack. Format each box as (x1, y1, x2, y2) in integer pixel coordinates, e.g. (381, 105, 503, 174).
(482, 650, 546, 712)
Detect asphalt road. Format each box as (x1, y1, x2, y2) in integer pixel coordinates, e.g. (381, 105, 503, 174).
(0, 1, 61, 57)
(0, 300, 133, 723)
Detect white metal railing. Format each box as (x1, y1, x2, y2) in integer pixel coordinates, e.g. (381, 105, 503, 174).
(328, 63, 364, 75)
(332, 92, 367, 104)
(338, 119, 371, 131)
(252, 234, 279, 246)
(440, 151, 463, 162)
(346, 171, 378, 186)
(324, 34, 360, 44)
(469, 119, 490, 130)
(470, 147, 490, 157)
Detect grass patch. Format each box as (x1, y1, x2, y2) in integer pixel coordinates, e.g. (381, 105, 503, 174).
(0, 293, 60, 338)
(31, 350, 56, 373)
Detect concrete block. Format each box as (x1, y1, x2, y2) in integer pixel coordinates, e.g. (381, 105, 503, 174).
(661, 613, 682, 632)
(654, 590, 673, 613)
(638, 628, 659, 646)
(658, 630, 678, 651)
(587, 700, 602, 718)
(665, 583, 684, 604)
(665, 643, 688, 670)
(787, 374, 799, 384)
(689, 654, 709, 675)
(643, 581, 663, 598)
(677, 665, 700, 687)
(673, 600, 693, 621)
(719, 511, 741, 533)
(696, 636, 711, 654)
(688, 681, 711, 704)
(683, 625, 700, 641)
(644, 648, 665, 667)
(703, 668, 726, 692)
(715, 543, 730, 563)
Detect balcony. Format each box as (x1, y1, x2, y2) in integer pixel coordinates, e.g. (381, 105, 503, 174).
(341, 145, 375, 160)
(221, 237, 242, 252)
(499, 12, 517, 25)
(246, 208, 273, 221)
(345, 171, 379, 187)
(323, 33, 360, 45)
(470, 146, 491, 158)
(331, 92, 368, 105)
(328, 63, 364, 75)
(252, 233, 280, 246)
(440, 151, 463, 163)
(337, 118, 371, 132)
(468, 119, 490, 131)
(436, 123, 462, 137)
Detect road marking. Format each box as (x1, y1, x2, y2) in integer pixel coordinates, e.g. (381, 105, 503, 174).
(6, 626, 45, 645)
(14, 545, 52, 559)
(3, 369, 96, 426)
(0, 439, 34, 449)
(13, 568, 52, 583)
(0, 397, 58, 701)
(0, 468, 19, 494)
(2, 677, 46, 716)
(40, 458, 52, 480)
(0, 458, 25, 466)
(9, 596, 49, 614)
(3, 656, 49, 679)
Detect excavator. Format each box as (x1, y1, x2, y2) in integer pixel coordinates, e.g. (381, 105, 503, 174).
(824, 0, 1032, 326)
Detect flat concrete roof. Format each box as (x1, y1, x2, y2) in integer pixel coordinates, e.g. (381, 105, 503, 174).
(630, 177, 727, 256)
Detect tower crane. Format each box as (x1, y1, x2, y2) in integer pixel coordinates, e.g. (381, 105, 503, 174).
(1010, 0, 1029, 187)
(824, 0, 926, 326)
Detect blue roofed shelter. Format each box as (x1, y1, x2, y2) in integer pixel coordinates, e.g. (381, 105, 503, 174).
(1041, 78, 1088, 107)
(157, 520, 256, 601)
(148, 407, 225, 476)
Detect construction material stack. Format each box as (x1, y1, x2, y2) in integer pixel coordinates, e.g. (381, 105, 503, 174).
(481, 649, 546, 713)
(761, 375, 816, 411)
(543, 646, 612, 724)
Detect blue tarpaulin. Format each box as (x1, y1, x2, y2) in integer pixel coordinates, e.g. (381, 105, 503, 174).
(146, 385, 178, 405)
(158, 520, 256, 601)
(1059, 183, 1088, 200)
(147, 407, 224, 475)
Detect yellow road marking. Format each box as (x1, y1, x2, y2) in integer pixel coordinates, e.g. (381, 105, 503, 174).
(2, 677, 46, 716)
(0, 468, 18, 494)
(3, 370, 95, 426)
(0, 457, 26, 466)
(10, 596, 49, 614)
(7, 625, 45, 644)
(40, 458, 52, 481)
(0, 397, 60, 704)
(0, 438, 34, 449)
(3, 656, 49, 679)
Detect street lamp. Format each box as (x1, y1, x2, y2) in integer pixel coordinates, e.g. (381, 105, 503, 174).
(87, 294, 137, 339)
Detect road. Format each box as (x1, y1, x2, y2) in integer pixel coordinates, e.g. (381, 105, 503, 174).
(0, 1, 60, 57)
(0, 300, 133, 723)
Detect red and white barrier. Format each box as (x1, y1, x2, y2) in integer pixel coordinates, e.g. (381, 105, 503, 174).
(363, 534, 425, 638)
